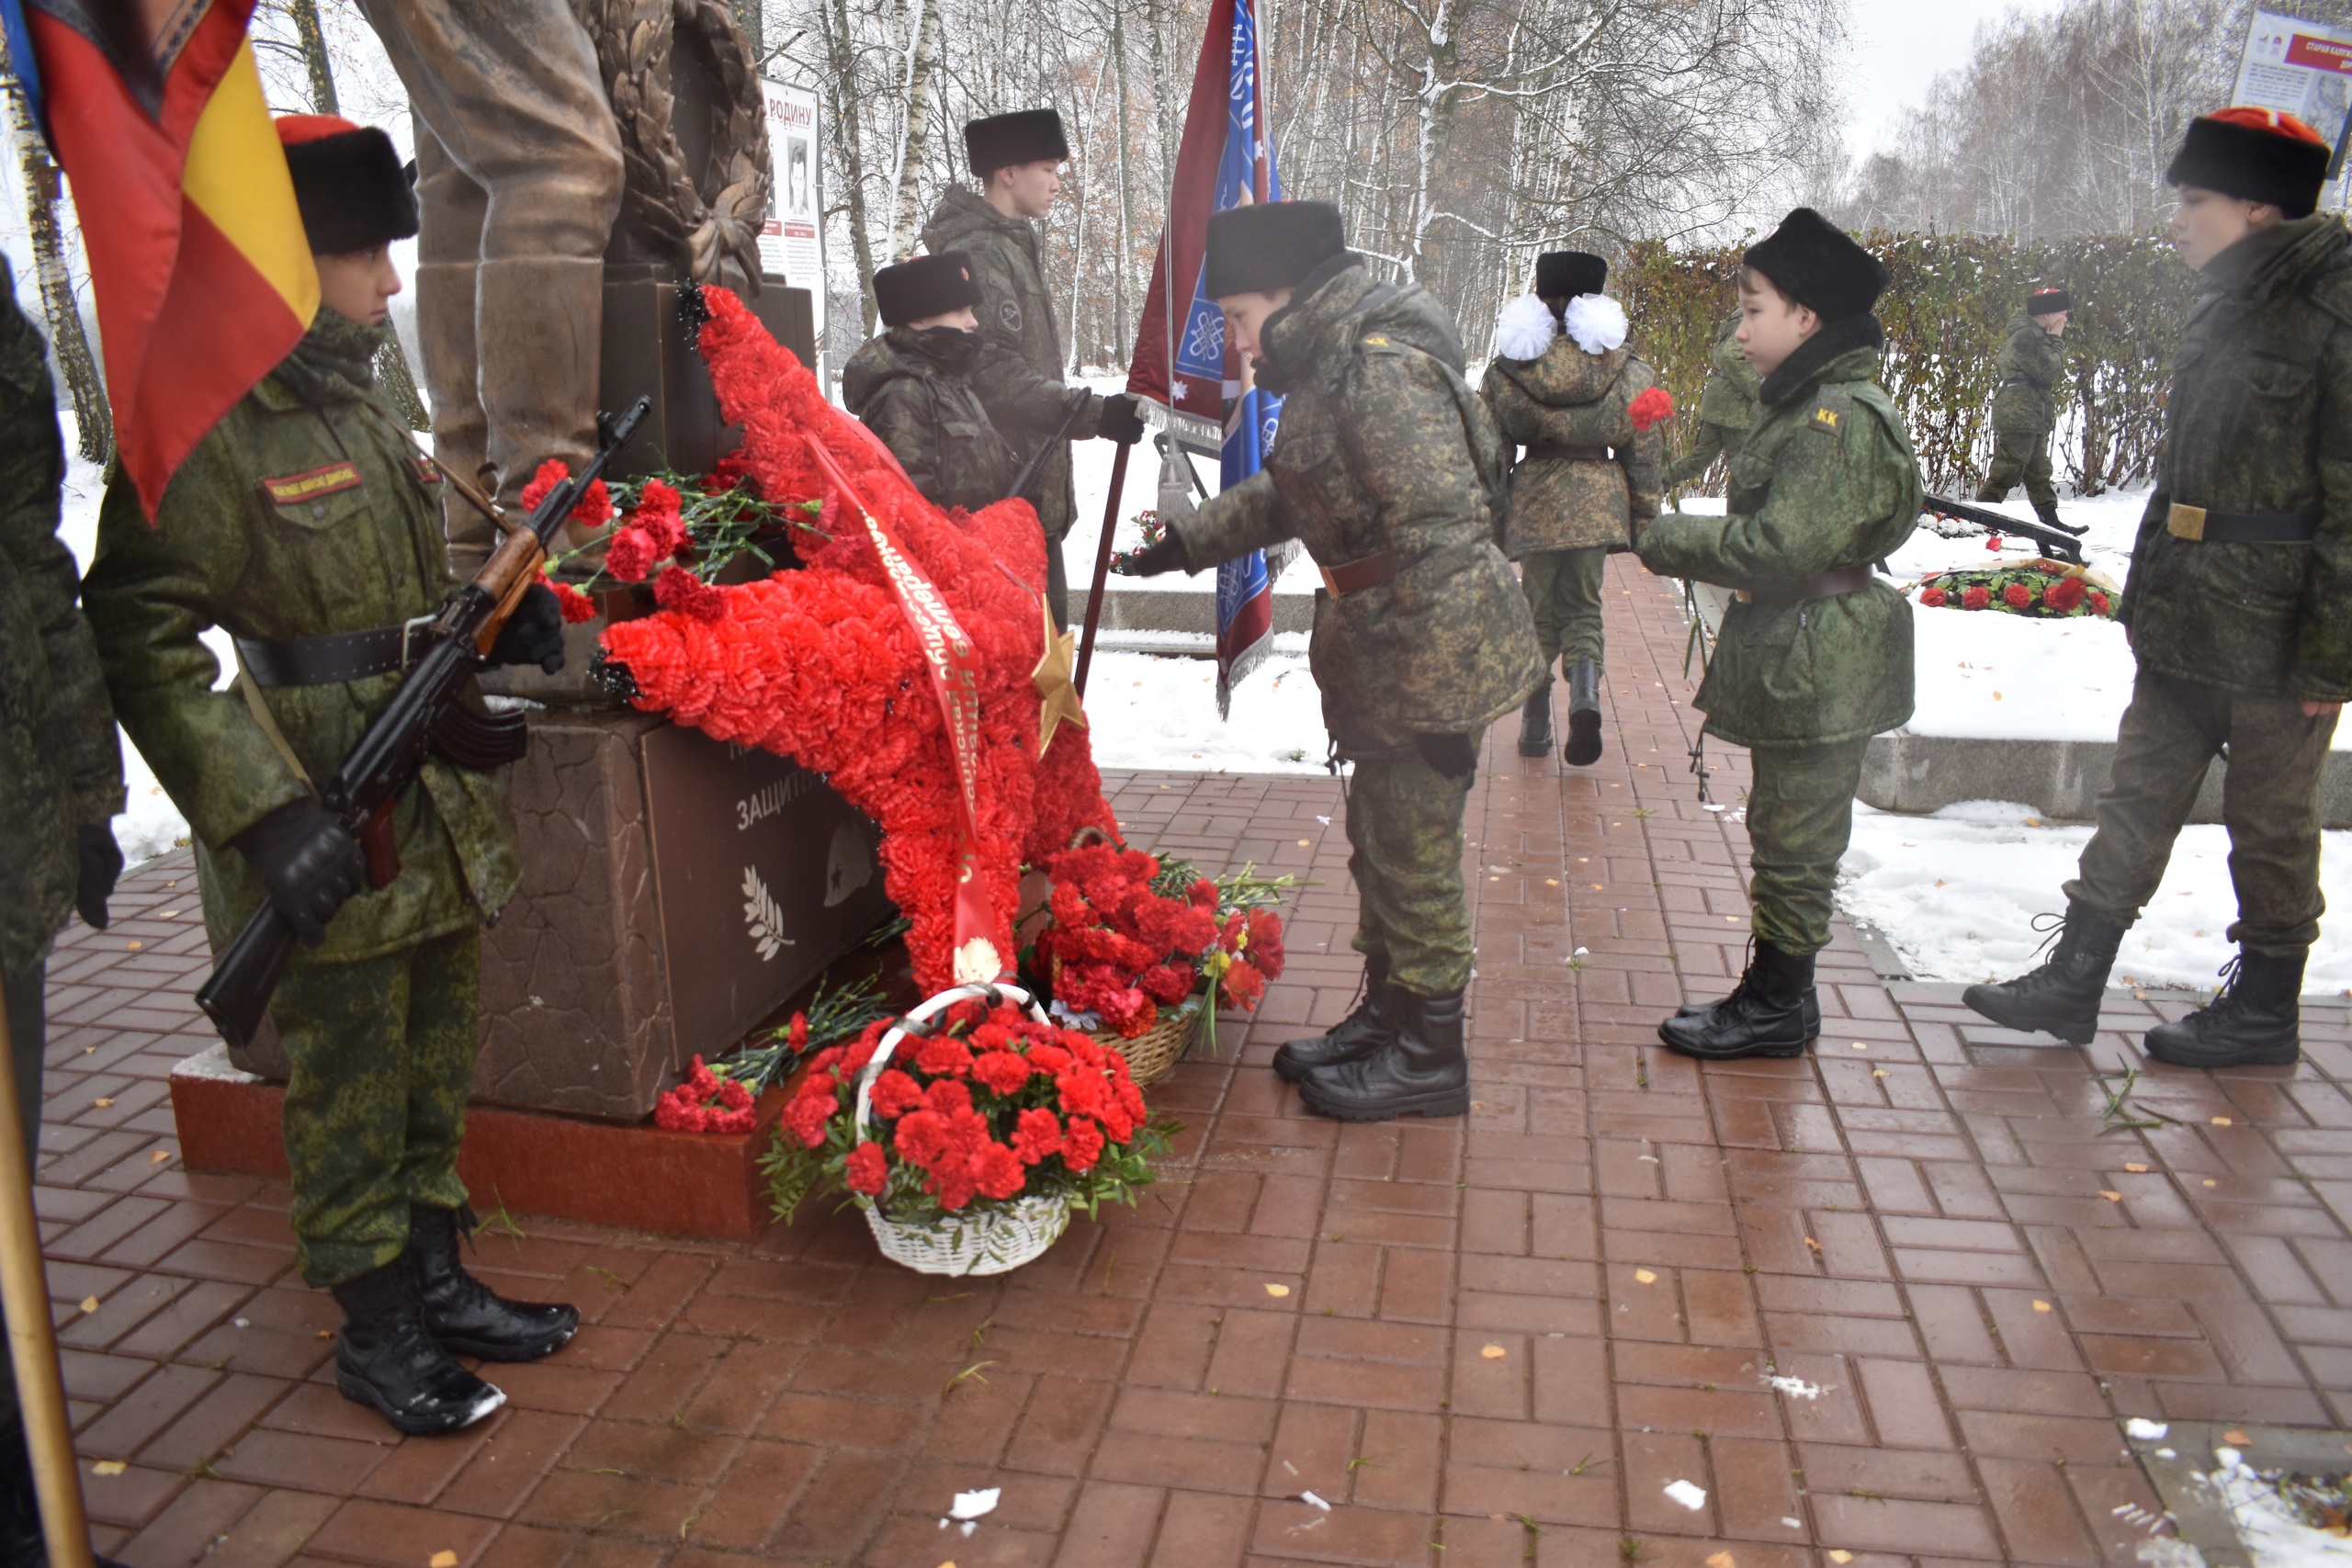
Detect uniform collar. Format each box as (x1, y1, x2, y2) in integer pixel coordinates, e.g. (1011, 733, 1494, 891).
(2202, 213, 2347, 306)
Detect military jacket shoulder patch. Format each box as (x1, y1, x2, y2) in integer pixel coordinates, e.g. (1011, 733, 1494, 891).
(408, 455, 443, 489)
(262, 461, 363, 506)
(999, 298, 1023, 333)
(1807, 390, 1854, 434)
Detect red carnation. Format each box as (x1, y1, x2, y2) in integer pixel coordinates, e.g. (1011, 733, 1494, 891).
(915, 1035, 973, 1078)
(1627, 386, 1676, 432)
(893, 1109, 952, 1168)
(519, 459, 613, 530)
(2090, 590, 2111, 615)
(2003, 582, 2033, 609)
(844, 1141, 888, 1195)
(971, 1049, 1034, 1097)
(1061, 1117, 1105, 1172)
(867, 1068, 923, 1119)
(1962, 585, 1991, 610)
(1247, 910, 1285, 978)
(931, 1163, 979, 1211)
(1986, 535, 2005, 551)
(1222, 958, 1267, 1011)
(604, 527, 657, 583)
(652, 564, 726, 621)
(782, 1089, 832, 1149)
(1012, 1107, 1063, 1165)
(630, 478, 691, 558)
(548, 578, 601, 623)
(1138, 964, 1196, 1006)
(2043, 575, 2086, 612)
(924, 1077, 975, 1116)
(1919, 586, 1947, 607)
(970, 1142, 1026, 1201)
(1189, 879, 1218, 909)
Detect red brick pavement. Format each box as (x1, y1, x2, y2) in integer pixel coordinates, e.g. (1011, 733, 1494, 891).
(28, 554, 2352, 1565)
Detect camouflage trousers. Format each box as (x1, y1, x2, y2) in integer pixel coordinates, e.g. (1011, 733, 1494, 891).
(1347, 747, 1476, 996)
(2066, 671, 2338, 954)
(0, 956, 41, 1425)
(1746, 739, 1871, 957)
(277, 928, 480, 1287)
(1666, 419, 1743, 492)
(1977, 432, 2059, 524)
(1519, 547, 1608, 677)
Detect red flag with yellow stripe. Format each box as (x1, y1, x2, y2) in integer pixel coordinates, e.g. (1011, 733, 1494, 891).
(9, 0, 318, 516)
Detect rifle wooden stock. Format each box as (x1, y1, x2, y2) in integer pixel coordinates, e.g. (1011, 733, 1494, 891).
(197, 397, 650, 1048)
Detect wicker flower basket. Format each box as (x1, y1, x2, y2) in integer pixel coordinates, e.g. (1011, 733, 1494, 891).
(1092, 996, 1202, 1089)
(850, 982, 1072, 1277)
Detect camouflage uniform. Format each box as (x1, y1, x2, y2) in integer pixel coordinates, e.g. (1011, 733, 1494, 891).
(842, 326, 1018, 513)
(83, 310, 521, 1287)
(1480, 338, 1663, 676)
(2066, 215, 2352, 953)
(1664, 313, 1758, 491)
(1637, 323, 1923, 955)
(920, 186, 1102, 615)
(0, 265, 121, 1449)
(1977, 311, 2067, 525)
(1172, 262, 1541, 995)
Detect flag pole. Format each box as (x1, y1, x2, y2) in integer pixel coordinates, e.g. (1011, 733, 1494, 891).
(1075, 441, 1129, 699)
(0, 973, 97, 1568)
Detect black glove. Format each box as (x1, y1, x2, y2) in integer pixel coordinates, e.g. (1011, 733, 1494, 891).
(1415, 732, 1478, 779)
(74, 823, 122, 931)
(486, 581, 565, 673)
(1125, 533, 1190, 578)
(233, 798, 367, 947)
(1097, 392, 1148, 446)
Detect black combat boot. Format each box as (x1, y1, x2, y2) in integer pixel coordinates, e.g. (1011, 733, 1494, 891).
(1296, 987, 1470, 1122)
(1658, 942, 1815, 1058)
(1564, 659, 1603, 766)
(2144, 949, 2305, 1068)
(1675, 942, 1821, 1037)
(332, 1258, 506, 1436)
(1961, 901, 2124, 1045)
(1274, 956, 1396, 1084)
(411, 1205, 579, 1361)
(1517, 681, 1555, 757)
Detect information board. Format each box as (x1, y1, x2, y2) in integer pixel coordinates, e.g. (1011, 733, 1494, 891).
(759, 77, 827, 344)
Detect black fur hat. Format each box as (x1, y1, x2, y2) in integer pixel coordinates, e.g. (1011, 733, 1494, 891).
(1743, 208, 1887, 320)
(2027, 287, 2072, 315)
(1535, 251, 1607, 299)
(2166, 108, 2330, 218)
(276, 116, 418, 254)
(1204, 201, 1348, 299)
(874, 252, 983, 328)
(964, 109, 1069, 176)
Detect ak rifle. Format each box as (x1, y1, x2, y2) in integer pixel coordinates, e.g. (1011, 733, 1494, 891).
(1921, 492, 2086, 566)
(196, 397, 651, 1049)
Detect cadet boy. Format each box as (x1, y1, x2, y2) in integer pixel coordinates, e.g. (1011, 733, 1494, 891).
(921, 109, 1146, 618)
(1125, 201, 1540, 1122)
(1664, 310, 1758, 491)
(1964, 108, 2346, 1068)
(1480, 250, 1663, 766)
(83, 117, 577, 1437)
(843, 252, 1018, 513)
(1976, 286, 2071, 528)
(0, 257, 122, 1558)
(1636, 209, 1923, 1059)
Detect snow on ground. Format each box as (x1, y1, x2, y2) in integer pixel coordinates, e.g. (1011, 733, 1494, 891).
(2207, 1448, 2352, 1567)
(1081, 649, 1331, 774)
(1839, 800, 2352, 993)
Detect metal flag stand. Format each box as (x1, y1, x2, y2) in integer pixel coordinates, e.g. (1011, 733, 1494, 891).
(0, 972, 97, 1568)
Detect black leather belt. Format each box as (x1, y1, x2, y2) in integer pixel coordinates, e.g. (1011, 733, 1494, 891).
(234, 626, 407, 686)
(1521, 442, 1611, 463)
(1737, 567, 1876, 606)
(2166, 503, 2321, 544)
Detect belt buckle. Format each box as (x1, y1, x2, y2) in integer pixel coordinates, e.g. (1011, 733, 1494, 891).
(2167, 503, 2207, 542)
(399, 613, 440, 671)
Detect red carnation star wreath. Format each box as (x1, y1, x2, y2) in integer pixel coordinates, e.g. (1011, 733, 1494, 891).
(596, 288, 1118, 994)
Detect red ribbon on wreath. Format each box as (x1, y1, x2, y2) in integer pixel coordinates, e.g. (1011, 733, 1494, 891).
(800, 436, 1005, 984)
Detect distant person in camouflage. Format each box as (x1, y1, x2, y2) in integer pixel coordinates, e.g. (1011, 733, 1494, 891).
(1480, 250, 1664, 766)
(920, 110, 1146, 621)
(81, 118, 578, 1439)
(1964, 109, 2346, 1068)
(1637, 209, 1923, 1060)
(843, 252, 1018, 514)
(1976, 286, 2071, 529)
(0, 254, 122, 1562)
(1125, 201, 1541, 1123)
(1663, 311, 1758, 491)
